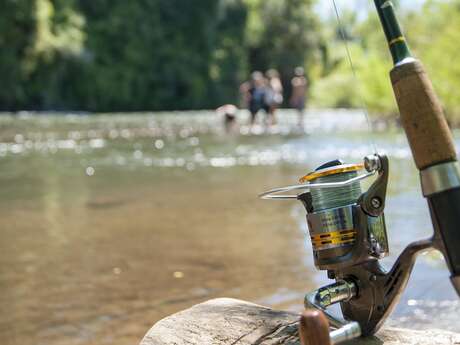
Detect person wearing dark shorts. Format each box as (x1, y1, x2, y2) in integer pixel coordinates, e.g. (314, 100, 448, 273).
(290, 67, 308, 127)
(248, 71, 267, 125)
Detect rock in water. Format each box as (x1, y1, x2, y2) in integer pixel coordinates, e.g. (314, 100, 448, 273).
(140, 298, 460, 345)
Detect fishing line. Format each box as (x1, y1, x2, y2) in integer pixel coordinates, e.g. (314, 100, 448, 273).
(331, 0, 378, 154)
(310, 170, 362, 211)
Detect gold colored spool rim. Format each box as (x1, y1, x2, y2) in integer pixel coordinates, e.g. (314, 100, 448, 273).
(312, 238, 356, 250)
(299, 163, 364, 183)
(311, 229, 357, 250)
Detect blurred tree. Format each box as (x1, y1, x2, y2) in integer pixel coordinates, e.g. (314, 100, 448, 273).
(310, 1, 404, 117)
(244, 0, 322, 99)
(408, 1, 460, 121)
(76, 0, 219, 111)
(0, 0, 327, 111)
(27, 0, 86, 109)
(209, 0, 248, 107)
(310, 0, 460, 122)
(0, 0, 36, 109)
(5, 0, 460, 121)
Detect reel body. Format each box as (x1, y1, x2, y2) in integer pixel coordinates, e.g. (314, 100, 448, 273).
(298, 160, 389, 271)
(260, 154, 434, 342)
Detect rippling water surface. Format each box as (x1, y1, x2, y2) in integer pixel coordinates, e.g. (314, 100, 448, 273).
(1, 110, 459, 345)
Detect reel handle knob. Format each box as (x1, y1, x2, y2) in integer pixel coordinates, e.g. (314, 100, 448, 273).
(299, 309, 331, 345)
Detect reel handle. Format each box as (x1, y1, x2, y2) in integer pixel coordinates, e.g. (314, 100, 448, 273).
(299, 310, 331, 345)
(299, 309, 361, 345)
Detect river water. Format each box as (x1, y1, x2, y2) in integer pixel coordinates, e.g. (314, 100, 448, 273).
(0, 110, 459, 345)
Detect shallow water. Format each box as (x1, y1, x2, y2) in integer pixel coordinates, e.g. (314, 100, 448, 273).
(0, 110, 459, 345)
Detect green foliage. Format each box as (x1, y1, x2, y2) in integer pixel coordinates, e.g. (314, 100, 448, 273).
(310, 0, 460, 122)
(0, 0, 36, 109)
(408, 1, 460, 121)
(244, 0, 321, 93)
(3, 0, 460, 119)
(72, 0, 220, 111)
(209, 0, 249, 106)
(27, 0, 86, 109)
(309, 40, 359, 108)
(0, 0, 320, 111)
(310, 41, 394, 116)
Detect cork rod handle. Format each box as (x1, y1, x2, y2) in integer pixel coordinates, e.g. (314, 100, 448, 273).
(390, 60, 457, 170)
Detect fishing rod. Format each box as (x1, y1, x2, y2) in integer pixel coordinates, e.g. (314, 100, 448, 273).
(260, 1, 460, 343)
(375, 0, 460, 298)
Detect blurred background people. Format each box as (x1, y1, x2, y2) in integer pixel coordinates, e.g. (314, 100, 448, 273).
(216, 104, 239, 133)
(264, 69, 284, 125)
(290, 67, 308, 127)
(245, 71, 269, 126)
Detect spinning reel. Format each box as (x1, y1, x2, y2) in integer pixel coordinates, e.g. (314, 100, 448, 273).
(260, 154, 436, 343)
(257, 0, 460, 342)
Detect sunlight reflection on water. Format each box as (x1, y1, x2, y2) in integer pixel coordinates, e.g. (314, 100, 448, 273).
(0, 109, 418, 169)
(0, 110, 459, 345)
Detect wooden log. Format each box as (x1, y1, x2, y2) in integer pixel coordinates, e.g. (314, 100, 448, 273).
(140, 298, 460, 345)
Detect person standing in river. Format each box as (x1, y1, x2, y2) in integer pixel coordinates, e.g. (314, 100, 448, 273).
(290, 67, 308, 128)
(264, 69, 284, 125)
(243, 71, 268, 126)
